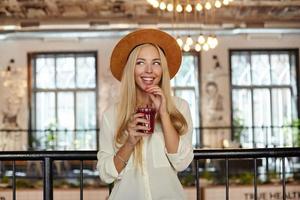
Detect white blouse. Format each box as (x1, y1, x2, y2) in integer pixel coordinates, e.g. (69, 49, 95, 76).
(97, 97, 194, 200)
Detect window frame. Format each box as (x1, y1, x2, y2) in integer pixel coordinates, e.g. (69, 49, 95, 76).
(171, 51, 202, 148)
(27, 51, 99, 150)
(229, 48, 299, 147)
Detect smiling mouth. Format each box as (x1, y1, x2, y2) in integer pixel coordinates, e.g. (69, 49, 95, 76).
(141, 77, 155, 85)
(142, 77, 154, 81)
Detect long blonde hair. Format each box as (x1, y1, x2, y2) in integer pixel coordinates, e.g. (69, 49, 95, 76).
(114, 43, 188, 168)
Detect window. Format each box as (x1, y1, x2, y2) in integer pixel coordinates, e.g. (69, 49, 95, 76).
(231, 50, 298, 148)
(30, 52, 98, 150)
(171, 53, 200, 147)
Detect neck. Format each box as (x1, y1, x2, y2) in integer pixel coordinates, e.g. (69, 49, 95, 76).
(136, 88, 151, 106)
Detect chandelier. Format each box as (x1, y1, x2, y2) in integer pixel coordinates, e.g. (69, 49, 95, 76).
(147, 0, 234, 12)
(176, 34, 218, 52)
(146, 0, 224, 52)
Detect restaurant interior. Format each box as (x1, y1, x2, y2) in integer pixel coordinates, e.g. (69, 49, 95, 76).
(0, 0, 300, 199)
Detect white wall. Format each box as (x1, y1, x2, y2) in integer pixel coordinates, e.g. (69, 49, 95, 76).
(0, 33, 299, 149)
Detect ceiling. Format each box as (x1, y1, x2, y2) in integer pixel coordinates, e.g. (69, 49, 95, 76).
(0, 0, 300, 32)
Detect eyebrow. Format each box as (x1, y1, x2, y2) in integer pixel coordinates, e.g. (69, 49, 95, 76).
(136, 58, 161, 61)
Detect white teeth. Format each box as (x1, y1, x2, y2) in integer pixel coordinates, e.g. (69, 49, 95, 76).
(142, 77, 154, 81)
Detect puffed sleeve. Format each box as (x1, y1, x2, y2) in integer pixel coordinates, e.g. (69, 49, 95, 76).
(166, 98, 194, 172)
(96, 108, 119, 184)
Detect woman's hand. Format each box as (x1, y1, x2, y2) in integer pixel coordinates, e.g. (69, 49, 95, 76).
(145, 86, 167, 116)
(126, 112, 149, 146)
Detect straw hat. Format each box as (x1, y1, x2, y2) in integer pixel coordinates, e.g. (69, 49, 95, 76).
(110, 29, 182, 81)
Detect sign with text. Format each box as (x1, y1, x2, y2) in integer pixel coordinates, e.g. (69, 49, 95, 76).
(202, 185, 300, 200)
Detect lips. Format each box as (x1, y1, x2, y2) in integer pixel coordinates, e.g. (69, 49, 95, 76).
(141, 76, 155, 85)
(142, 77, 154, 81)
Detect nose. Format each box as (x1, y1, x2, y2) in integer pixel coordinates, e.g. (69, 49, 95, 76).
(145, 63, 153, 73)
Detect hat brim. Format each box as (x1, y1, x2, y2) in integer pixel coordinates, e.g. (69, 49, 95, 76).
(110, 29, 182, 81)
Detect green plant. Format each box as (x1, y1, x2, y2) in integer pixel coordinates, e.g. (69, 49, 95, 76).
(54, 180, 70, 188)
(233, 116, 245, 143)
(283, 118, 300, 147)
(16, 179, 35, 188)
(238, 172, 253, 185)
(179, 173, 195, 187)
(200, 171, 214, 181)
(45, 122, 58, 150)
(263, 170, 280, 184)
(30, 122, 58, 150)
(30, 134, 41, 150)
(291, 119, 300, 147)
(1, 176, 9, 184)
(294, 171, 300, 181)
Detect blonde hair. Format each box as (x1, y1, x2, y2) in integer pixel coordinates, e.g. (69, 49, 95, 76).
(114, 43, 188, 168)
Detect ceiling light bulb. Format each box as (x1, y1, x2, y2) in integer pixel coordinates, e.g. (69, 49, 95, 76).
(186, 36, 193, 46)
(197, 34, 205, 44)
(211, 37, 219, 48)
(167, 3, 174, 11)
(195, 43, 202, 52)
(159, 1, 167, 10)
(150, 0, 158, 5)
(185, 4, 193, 12)
(183, 44, 191, 52)
(207, 35, 214, 42)
(207, 36, 214, 48)
(205, 2, 212, 10)
(215, 0, 222, 8)
(223, 0, 229, 5)
(203, 43, 210, 51)
(176, 37, 183, 47)
(196, 3, 203, 11)
(152, 0, 160, 8)
(176, 4, 183, 12)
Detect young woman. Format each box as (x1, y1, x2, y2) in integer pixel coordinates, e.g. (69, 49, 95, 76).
(97, 29, 194, 200)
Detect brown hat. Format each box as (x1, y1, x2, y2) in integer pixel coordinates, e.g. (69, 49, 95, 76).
(110, 29, 182, 81)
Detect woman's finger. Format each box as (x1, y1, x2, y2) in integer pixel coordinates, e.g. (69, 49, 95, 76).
(135, 117, 148, 124)
(148, 93, 156, 102)
(146, 87, 163, 94)
(145, 85, 160, 90)
(135, 112, 145, 117)
(133, 132, 150, 137)
(135, 124, 150, 131)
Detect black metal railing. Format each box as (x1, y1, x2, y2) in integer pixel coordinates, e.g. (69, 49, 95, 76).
(193, 148, 300, 200)
(1, 124, 299, 150)
(1, 148, 300, 200)
(0, 151, 96, 200)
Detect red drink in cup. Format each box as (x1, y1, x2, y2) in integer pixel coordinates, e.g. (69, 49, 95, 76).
(136, 106, 156, 134)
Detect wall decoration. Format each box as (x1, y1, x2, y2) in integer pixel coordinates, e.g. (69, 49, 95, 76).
(205, 81, 224, 124)
(0, 59, 27, 150)
(201, 54, 231, 148)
